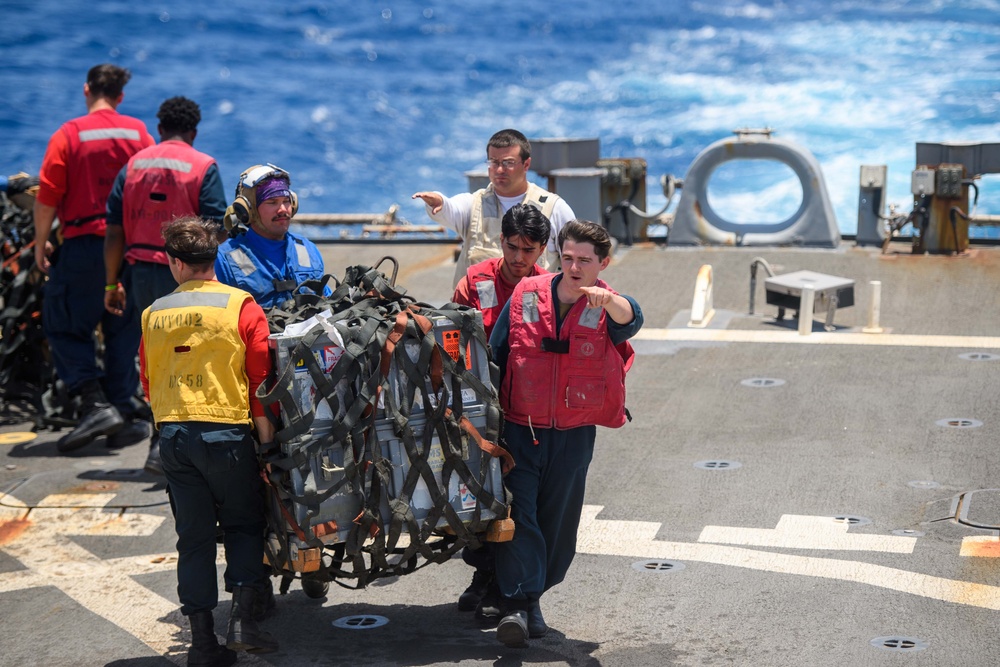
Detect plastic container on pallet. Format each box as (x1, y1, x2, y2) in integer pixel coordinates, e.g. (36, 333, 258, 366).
(269, 327, 352, 436)
(382, 310, 494, 416)
(270, 309, 495, 433)
(272, 406, 503, 550)
(377, 408, 503, 527)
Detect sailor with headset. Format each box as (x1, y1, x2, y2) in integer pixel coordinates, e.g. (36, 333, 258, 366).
(215, 164, 325, 309)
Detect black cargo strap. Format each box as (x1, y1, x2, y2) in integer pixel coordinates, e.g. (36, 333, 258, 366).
(256, 260, 511, 588)
(272, 278, 297, 292)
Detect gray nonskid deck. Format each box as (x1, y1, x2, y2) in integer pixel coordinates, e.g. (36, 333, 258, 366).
(2, 241, 998, 666)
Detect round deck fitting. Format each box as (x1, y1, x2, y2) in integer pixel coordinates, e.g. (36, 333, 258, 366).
(632, 560, 686, 573)
(332, 615, 389, 630)
(694, 460, 742, 471)
(869, 636, 928, 652)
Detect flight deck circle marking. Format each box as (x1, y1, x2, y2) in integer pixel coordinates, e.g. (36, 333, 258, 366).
(332, 615, 389, 630)
(0, 432, 37, 445)
(869, 636, 928, 652)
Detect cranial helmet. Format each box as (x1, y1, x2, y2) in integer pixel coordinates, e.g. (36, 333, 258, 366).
(224, 163, 299, 234)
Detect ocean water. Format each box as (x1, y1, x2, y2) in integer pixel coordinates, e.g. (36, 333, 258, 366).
(2, 0, 999, 237)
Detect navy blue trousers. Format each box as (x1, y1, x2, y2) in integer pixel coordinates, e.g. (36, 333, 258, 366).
(42, 235, 140, 412)
(159, 422, 266, 615)
(494, 421, 596, 601)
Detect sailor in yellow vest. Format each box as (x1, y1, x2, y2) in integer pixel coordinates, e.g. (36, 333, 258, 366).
(139, 217, 277, 665)
(412, 128, 575, 287)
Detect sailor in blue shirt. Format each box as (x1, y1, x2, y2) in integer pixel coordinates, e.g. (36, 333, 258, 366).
(215, 165, 325, 309)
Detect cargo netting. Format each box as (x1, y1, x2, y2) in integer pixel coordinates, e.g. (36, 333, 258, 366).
(257, 258, 513, 590)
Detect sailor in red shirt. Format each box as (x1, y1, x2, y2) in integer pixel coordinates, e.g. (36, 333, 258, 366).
(33, 64, 155, 453)
(449, 203, 551, 619)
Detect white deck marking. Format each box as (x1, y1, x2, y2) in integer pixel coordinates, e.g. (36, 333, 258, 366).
(698, 515, 917, 552)
(576, 505, 1000, 610)
(635, 328, 1000, 349)
(0, 491, 273, 666)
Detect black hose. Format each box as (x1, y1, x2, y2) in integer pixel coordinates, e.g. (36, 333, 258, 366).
(603, 176, 641, 246)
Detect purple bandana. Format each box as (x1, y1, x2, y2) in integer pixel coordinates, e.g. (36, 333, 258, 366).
(255, 176, 291, 202)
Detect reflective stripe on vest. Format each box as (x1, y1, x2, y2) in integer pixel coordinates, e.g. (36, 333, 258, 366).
(227, 247, 258, 276)
(79, 128, 142, 142)
(58, 111, 152, 238)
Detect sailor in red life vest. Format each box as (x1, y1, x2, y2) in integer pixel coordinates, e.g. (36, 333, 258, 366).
(33, 64, 155, 453)
(103, 96, 228, 473)
(488, 220, 643, 648)
(453, 202, 552, 338)
(449, 202, 551, 619)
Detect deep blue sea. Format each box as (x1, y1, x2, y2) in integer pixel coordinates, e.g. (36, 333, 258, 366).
(2, 1, 999, 237)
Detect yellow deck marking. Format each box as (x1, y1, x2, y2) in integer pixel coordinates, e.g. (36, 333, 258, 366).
(0, 432, 37, 445)
(635, 328, 1000, 349)
(698, 515, 917, 552)
(576, 505, 1000, 611)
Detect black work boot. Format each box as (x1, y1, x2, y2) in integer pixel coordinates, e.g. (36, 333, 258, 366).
(253, 578, 276, 621)
(187, 611, 236, 667)
(458, 567, 492, 611)
(105, 416, 150, 449)
(57, 381, 123, 453)
(496, 598, 529, 648)
(143, 432, 163, 475)
(226, 585, 279, 653)
(475, 579, 501, 620)
(526, 599, 549, 638)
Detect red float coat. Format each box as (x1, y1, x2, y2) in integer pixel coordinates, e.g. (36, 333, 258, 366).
(500, 274, 634, 430)
(453, 257, 547, 338)
(37, 109, 153, 238)
(122, 140, 216, 264)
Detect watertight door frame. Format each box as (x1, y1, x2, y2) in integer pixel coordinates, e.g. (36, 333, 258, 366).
(669, 131, 840, 247)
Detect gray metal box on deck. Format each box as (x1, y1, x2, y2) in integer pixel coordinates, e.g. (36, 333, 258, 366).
(764, 270, 855, 312)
